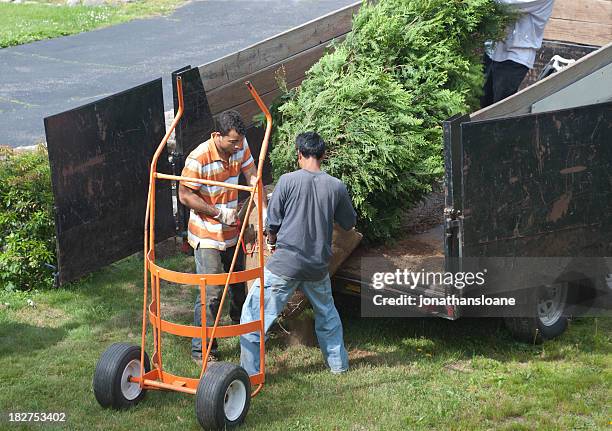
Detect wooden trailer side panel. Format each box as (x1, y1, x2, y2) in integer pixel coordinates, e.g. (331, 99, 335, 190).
(544, 0, 612, 47)
(196, 2, 360, 126)
(460, 101, 612, 258)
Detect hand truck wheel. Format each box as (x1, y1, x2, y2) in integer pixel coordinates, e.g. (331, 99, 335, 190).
(93, 343, 150, 409)
(195, 362, 251, 430)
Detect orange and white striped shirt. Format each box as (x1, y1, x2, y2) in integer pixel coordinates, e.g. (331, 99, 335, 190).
(180, 136, 255, 250)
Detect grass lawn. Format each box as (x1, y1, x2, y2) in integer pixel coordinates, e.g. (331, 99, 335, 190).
(0, 0, 185, 48)
(1, 252, 610, 430)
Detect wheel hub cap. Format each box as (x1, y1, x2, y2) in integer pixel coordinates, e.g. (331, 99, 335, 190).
(537, 284, 567, 326)
(224, 379, 247, 421)
(120, 359, 143, 400)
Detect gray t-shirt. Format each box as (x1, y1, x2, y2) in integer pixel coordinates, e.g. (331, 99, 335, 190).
(265, 169, 357, 281)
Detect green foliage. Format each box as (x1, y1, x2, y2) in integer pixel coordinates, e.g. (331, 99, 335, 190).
(0, 0, 184, 48)
(0, 146, 56, 291)
(268, 0, 511, 242)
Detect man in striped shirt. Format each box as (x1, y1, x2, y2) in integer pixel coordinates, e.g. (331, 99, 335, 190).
(179, 110, 264, 364)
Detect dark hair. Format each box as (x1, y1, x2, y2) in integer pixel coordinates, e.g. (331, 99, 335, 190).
(216, 110, 246, 136)
(296, 132, 325, 159)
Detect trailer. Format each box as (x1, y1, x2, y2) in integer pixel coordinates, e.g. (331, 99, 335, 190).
(162, 2, 611, 344)
(333, 42, 612, 342)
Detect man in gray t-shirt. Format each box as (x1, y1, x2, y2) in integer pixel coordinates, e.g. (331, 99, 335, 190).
(265, 160, 356, 281)
(240, 131, 356, 376)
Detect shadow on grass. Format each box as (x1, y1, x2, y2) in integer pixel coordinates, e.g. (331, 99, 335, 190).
(241, 304, 608, 429)
(66, 254, 607, 381)
(0, 321, 79, 358)
(260, 294, 607, 385)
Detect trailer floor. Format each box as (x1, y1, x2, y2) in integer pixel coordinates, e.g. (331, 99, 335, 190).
(338, 191, 445, 279)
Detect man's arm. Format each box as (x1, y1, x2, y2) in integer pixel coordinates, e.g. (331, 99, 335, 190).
(179, 154, 222, 219)
(178, 183, 220, 218)
(265, 175, 286, 240)
(335, 183, 357, 231)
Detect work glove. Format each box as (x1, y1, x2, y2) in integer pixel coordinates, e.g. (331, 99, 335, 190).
(216, 207, 238, 226)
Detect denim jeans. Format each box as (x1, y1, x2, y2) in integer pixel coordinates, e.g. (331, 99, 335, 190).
(192, 245, 246, 358)
(240, 267, 349, 375)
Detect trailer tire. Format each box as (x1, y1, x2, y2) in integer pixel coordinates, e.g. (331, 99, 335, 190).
(93, 343, 150, 409)
(504, 283, 569, 343)
(195, 362, 250, 430)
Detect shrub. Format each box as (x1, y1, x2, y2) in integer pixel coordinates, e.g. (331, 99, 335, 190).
(268, 0, 511, 242)
(0, 146, 56, 291)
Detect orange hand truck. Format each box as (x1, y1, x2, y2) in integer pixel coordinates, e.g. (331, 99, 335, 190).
(93, 77, 271, 430)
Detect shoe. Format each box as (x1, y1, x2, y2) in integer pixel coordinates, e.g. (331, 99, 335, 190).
(192, 353, 219, 367)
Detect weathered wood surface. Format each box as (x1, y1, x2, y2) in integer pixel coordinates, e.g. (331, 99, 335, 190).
(544, 0, 612, 46)
(206, 41, 335, 117)
(44, 79, 174, 285)
(443, 114, 469, 213)
(226, 75, 306, 127)
(197, 2, 360, 126)
(198, 2, 360, 93)
(532, 62, 612, 112)
(461, 101, 612, 258)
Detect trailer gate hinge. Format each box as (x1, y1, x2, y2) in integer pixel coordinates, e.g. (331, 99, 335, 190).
(444, 207, 461, 236)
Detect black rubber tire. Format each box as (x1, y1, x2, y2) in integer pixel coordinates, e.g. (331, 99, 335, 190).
(195, 362, 251, 430)
(504, 285, 568, 344)
(93, 343, 150, 409)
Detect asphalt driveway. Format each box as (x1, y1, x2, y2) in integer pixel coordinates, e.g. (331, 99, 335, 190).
(0, 0, 356, 148)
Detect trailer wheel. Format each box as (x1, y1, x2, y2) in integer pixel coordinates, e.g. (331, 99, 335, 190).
(505, 283, 569, 343)
(195, 362, 250, 430)
(93, 343, 150, 409)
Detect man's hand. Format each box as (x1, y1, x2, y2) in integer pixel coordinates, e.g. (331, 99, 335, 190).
(265, 231, 277, 253)
(179, 184, 224, 219)
(216, 208, 239, 226)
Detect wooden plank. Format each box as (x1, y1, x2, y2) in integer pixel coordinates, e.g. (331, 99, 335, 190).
(470, 42, 612, 121)
(216, 76, 306, 127)
(544, 18, 612, 46)
(197, 1, 361, 92)
(207, 38, 345, 115)
(532, 61, 612, 113)
(549, 0, 612, 26)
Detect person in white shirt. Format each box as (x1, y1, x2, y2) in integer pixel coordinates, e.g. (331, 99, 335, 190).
(481, 0, 555, 107)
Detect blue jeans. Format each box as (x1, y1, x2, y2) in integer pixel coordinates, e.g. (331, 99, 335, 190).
(240, 267, 349, 375)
